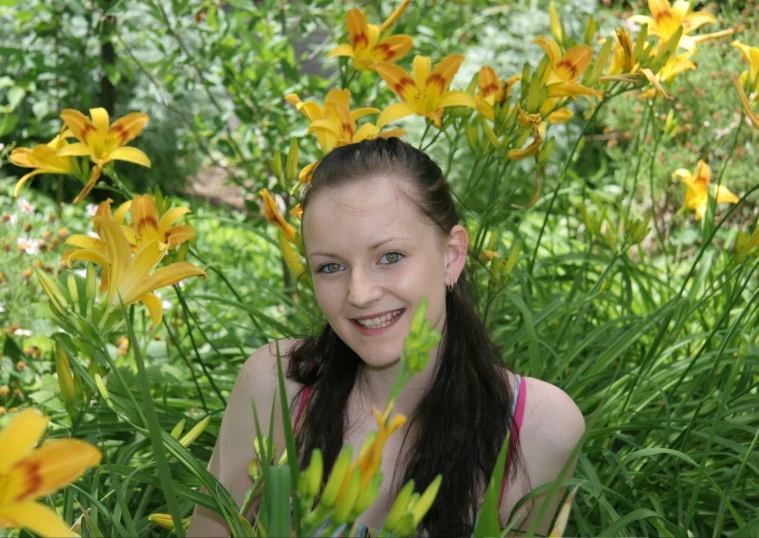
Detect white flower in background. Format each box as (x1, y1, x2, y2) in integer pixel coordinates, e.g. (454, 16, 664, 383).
(17, 237, 42, 255)
(74, 268, 87, 278)
(0, 142, 5, 151)
(9, 214, 19, 226)
(13, 327, 32, 337)
(86, 203, 99, 217)
(18, 198, 36, 215)
(0, 303, 5, 313)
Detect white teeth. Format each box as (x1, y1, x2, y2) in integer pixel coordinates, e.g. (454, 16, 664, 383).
(356, 309, 403, 328)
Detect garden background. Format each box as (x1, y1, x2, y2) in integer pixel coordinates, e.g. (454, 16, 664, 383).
(1, 0, 759, 536)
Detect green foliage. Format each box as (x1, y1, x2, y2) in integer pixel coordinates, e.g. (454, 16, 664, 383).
(2, 0, 759, 537)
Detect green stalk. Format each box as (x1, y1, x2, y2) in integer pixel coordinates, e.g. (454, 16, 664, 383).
(123, 302, 186, 537)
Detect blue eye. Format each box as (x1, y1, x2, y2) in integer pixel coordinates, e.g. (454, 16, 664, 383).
(381, 252, 404, 264)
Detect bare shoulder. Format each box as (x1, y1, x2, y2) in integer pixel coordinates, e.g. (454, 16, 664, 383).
(241, 339, 303, 392)
(520, 377, 585, 454)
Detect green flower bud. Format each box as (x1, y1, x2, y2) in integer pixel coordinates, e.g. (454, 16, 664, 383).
(179, 416, 210, 448)
(320, 445, 353, 508)
(351, 472, 382, 520)
(333, 467, 361, 525)
(270, 151, 283, 181)
(54, 342, 76, 407)
(36, 268, 68, 310)
(170, 418, 186, 439)
(412, 476, 440, 526)
(384, 479, 415, 532)
(248, 459, 261, 481)
(67, 274, 79, 305)
(85, 263, 97, 302)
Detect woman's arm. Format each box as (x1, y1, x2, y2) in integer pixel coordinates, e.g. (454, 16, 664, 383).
(500, 378, 585, 536)
(186, 339, 299, 537)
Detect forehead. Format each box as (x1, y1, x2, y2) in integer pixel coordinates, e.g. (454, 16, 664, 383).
(302, 178, 432, 251)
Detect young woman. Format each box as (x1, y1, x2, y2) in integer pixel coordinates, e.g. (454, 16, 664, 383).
(187, 137, 584, 537)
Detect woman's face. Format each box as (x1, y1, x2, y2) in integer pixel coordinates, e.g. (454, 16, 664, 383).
(302, 177, 467, 370)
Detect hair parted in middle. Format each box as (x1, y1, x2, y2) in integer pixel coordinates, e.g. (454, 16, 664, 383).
(286, 137, 522, 536)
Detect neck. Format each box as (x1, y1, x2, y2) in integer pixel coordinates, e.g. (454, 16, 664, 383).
(359, 341, 442, 418)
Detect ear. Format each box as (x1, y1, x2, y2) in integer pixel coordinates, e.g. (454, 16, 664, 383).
(444, 224, 469, 285)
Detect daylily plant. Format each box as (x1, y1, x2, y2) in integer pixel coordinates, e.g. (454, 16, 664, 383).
(534, 37, 603, 100)
(285, 89, 405, 156)
(58, 108, 151, 203)
(672, 160, 739, 221)
(130, 194, 196, 249)
(327, 1, 413, 71)
(473, 66, 521, 123)
(0, 408, 101, 537)
(373, 54, 477, 128)
(65, 216, 206, 326)
(9, 132, 81, 198)
(629, 0, 731, 52)
(260, 189, 297, 243)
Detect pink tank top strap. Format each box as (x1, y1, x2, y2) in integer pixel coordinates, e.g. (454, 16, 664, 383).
(292, 385, 313, 434)
(498, 374, 527, 510)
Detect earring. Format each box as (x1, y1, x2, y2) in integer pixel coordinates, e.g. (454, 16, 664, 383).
(447, 278, 457, 293)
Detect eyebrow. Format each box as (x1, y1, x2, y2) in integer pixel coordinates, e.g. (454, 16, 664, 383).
(308, 237, 403, 260)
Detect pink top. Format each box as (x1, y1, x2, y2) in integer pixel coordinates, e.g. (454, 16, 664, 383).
(292, 375, 527, 513)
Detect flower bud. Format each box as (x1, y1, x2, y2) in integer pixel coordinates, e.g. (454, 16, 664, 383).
(320, 445, 353, 508)
(351, 472, 382, 520)
(270, 151, 283, 181)
(36, 268, 68, 310)
(248, 459, 261, 481)
(67, 274, 79, 305)
(305, 449, 323, 499)
(179, 416, 210, 448)
(85, 263, 97, 302)
(286, 138, 299, 183)
(54, 343, 76, 407)
(384, 479, 415, 532)
(170, 418, 186, 439)
(412, 475, 442, 526)
(253, 436, 272, 462)
(333, 467, 361, 525)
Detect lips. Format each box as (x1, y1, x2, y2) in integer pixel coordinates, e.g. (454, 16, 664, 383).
(351, 308, 405, 321)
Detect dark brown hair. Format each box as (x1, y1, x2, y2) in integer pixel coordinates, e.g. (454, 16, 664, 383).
(286, 137, 521, 535)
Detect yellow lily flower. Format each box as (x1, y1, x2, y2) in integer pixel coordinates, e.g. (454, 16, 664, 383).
(629, 0, 730, 52)
(638, 51, 695, 100)
(606, 28, 637, 76)
(66, 216, 206, 326)
(373, 54, 477, 128)
(285, 89, 385, 153)
(260, 189, 297, 243)
(130, 194, 196, 250)
(534, 37, 603, 100)
(62, 198, 132, 266)
(732, 41, 759, 100)
(287, 90, 406, 157)
(672, 160, 739, 220)
(0, 408, 101, 537)
(734, 74, 759, 129)
(473, 66, 521, 122)
(327, 1, 413, 71)
(57, 108, 151, 202)
(9, 132, 79, 198)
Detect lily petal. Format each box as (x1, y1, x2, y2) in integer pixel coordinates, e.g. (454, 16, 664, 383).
(327, 44, 356, 59)
(0, 409, 48, 474)
(108, 112, 149, 146)
(141, 292, 164, 327)
(372, 35, 413, 63)
(3, 439, 101, 502)
(0, 501, 74, 538)
(373, 62, 418, 103)
(110, 146, 152, 168)
(376, 102, 416, 129)
(131, 262, 206, 301)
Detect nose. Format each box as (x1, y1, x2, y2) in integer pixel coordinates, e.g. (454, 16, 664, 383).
(347, 266, 383, 309)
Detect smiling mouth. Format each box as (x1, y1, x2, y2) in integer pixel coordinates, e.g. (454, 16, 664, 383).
(351, 309, 405, 330)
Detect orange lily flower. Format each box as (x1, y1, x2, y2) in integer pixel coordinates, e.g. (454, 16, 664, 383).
(260, 189, 297, 243)
(0, 408, 101, 537)
(534, 37, 603, 100)
(373, 54, 477, 128)
(58, 108, 151, 203)
(327, 1, 413, 71)
(672, 160, 739, 220)
(130, 194, 196, 250)
(9, 132, 79, 198)
(473, 66, 521, 122)
(66, 216, 205, 326)
(629, 0, 731, 52)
